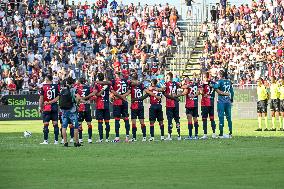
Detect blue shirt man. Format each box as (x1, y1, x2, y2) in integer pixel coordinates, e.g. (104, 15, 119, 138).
(214, 70, 234, 138)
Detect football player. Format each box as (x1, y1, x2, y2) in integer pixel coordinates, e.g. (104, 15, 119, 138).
(76, 78, 93, 143)
(39, 74, 60, 144)
(214, 70, 234, 138)
(200, 72, 217, 139)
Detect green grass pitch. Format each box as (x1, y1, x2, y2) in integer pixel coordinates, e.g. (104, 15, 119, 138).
(0, 119, 284, 189)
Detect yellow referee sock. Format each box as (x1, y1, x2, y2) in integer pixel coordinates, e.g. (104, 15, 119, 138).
(265, 117, 268, 129)
(282, 117, 284, 129)
(272, 117, 276, 129)
(258, 117, 262, 129)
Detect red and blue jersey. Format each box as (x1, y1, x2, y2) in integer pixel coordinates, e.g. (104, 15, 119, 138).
(201, 80, 215, 107)
(185, 82, 200, 108)
(95, 83, 110, 110)
(111, 78, 130, 106)
(76, 84, 92, 112)
(165, 81, 180, 108)
(40, 83, 60, 111)
(149, 88, 163, 105)
(131, 83, 145, 110)
(40, 84, 60, 104)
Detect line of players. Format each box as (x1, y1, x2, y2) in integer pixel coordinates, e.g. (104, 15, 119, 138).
(257, 76, 284, 131)
(39, 70, 234, 144)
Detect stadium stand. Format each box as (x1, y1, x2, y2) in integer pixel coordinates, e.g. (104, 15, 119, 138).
(0, 0, 182, 94)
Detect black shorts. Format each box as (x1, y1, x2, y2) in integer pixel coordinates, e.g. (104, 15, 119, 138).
(149, 104, 164, 122)
(270, 99, 280, 112)
(257, 100, 268, 113)
(113, 101, 129, 118)
(96, 109, 111, 120)
(166, 106, 180, 121)
(280, 100, 284, 112)
(201, 106, 214, 118)
(131, 106, 145, 120)
(42, 110, 58, 123)
(186, 107, 199, 117)
(78, 110, 92, 122)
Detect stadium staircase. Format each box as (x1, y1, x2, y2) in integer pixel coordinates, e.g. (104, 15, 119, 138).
(165, 19, 206, 78)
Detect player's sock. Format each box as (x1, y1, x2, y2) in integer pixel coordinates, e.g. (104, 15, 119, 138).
(194, 122, 199, 136)
(141, 124, 146, 137)
(105, 121, 110, 139)
(132, 124, 137, 139)
(258, 117, 262, 129)
(210, 116, 216, 133)
(53, 124, 59, 141)
(160, 124, 164, 137)
(43, 124, 49, 141)
(78, 124, 83, 140)
(168, 119, 173, 136)
(98, 121, 103, 140)
(88, 125, 92, 139)
(124, 118, 130, 136)
(188, 122, 193, 137)
(265, 117, 268, 129)
(150, 123, 154, 137)
(279, 117, 282, 129)
(202, 118, 207, 134)
(115, 118, 120, 138)
(176, 123, 181, 137)
(272, 117, 276, 129)
(69, 125, 74, 138)
(282, 117, 284, 129)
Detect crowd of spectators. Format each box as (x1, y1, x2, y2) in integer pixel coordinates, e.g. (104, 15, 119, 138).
(203, 0, 284, 86)
(0, 0, 182, 94)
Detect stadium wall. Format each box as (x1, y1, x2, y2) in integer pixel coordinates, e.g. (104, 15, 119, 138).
(0, 88, 258, 120)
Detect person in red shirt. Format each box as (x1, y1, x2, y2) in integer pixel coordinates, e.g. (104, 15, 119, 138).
(96, 72, 130, 142)
(177, 77, 202, 140)
(84, 73, 111, 143)
(163, 72, 181, 140)
(38, 75, 60, 144)
(129, 73, 159, 142)
(200, 73, 217, 139)
(133, 79, 164, 141)
(76, 78, 93, 143)
(7, 79, 16, 92)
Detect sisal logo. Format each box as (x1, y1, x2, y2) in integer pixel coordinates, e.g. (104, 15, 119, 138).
(8, 98, 39, 106)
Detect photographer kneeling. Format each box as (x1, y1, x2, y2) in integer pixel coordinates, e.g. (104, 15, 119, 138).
(60, 77, 82, 147)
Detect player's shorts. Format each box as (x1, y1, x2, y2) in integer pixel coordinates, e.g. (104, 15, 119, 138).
(166, 106, 180, 121)
(149, 104, 163, 122)
(201, 106, 214, 118)
(96, 109, 111, 120)
(43, 110, 58, 123)
(280, 100, 284, 112)
(78, 110, 92, 122)
(257, 100, 268, 113)
(270, 99, 280, 112)
(131, 106, 145, 120)
(186, 107, 199, 117)
(113, 101, 129, 118)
